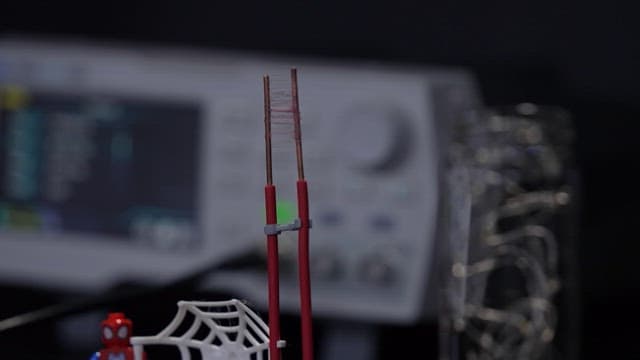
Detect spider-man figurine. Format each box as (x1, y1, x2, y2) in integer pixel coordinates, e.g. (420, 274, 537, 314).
(89, 312, 145, 360)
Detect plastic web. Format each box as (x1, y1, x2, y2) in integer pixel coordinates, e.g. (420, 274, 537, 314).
(130, 299, 269, 360)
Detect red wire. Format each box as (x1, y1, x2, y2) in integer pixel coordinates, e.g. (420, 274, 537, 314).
(265, 184, 281, 360)
(297, 179, 314, 360)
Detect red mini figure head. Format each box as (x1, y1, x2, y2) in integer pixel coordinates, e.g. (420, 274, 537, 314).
(101, 312, 133, 347)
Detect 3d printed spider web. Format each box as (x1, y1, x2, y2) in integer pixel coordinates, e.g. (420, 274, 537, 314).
(130, 299, 269, 360)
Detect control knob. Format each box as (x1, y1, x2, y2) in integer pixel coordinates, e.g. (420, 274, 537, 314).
(338, 104, 412, 171)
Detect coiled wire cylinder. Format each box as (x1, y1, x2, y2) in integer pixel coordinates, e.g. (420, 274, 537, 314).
(440, 104, 579, 360)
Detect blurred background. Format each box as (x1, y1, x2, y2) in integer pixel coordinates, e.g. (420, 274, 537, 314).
(1, 1, 639, 359)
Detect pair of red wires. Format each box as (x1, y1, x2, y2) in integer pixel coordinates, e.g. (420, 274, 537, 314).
(263, 68, 313, 360)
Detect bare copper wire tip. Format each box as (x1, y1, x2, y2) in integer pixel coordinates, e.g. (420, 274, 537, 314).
(290, 68, 305, 180)
(263, 75, 273, 185)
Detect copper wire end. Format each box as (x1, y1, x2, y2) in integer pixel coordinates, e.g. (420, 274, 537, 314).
(290, 68, 305, 180)
(263, 75, 274, 185)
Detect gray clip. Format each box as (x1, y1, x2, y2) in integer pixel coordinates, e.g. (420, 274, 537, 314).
(264, 219, 301, 236)
(263, 218, 313, 235)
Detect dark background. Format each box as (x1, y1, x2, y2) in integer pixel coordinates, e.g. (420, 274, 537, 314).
(2, 1, 639, 358)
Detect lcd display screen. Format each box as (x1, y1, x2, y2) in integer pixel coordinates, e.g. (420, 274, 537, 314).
(0, 88, 202, 249)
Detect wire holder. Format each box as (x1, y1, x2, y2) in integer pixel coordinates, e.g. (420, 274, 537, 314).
(264, 218, 313, 236)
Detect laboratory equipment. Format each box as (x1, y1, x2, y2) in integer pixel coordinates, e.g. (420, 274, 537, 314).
(0, 38, 479, 323)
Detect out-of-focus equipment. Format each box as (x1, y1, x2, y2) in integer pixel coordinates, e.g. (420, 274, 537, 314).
(0, 39, 479, 323)
(440, 104, 579, 360)
(0, 39, 581, 360)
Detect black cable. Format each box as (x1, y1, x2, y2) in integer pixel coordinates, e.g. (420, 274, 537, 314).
(0, 250, 262, 333)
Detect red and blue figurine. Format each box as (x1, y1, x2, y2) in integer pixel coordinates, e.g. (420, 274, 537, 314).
(90, 312, 145, 360)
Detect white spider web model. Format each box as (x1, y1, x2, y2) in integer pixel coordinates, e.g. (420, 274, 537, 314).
(130, 299, 269, 360)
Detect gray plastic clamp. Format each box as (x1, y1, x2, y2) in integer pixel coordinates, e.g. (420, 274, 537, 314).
(264, 218, 313, 236)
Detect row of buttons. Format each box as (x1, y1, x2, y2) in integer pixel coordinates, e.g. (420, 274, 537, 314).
(309, 250, 398, 286)
(317, 210, 396, 233)
(338, 182, 418, 204)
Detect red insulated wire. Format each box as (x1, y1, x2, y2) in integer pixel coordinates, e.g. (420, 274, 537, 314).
(291, 68, 314, 360)
(265, 184, 281, 360)
(297, 179, 314, 360)
(263, 75, 281, 360)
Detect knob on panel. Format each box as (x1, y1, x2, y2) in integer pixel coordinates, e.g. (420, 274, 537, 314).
(310, 248, 343, 281)
(338, 104, 412, 172)
(358, 252, 397, 285)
